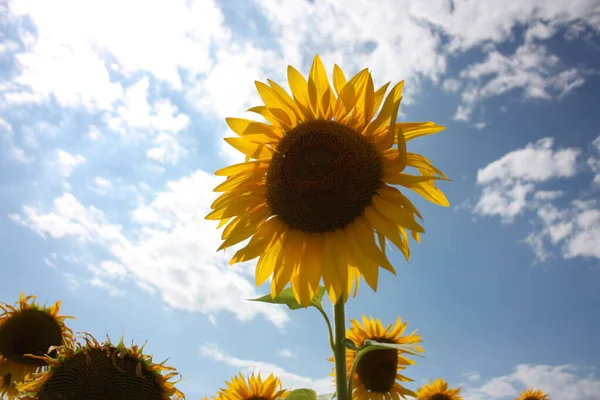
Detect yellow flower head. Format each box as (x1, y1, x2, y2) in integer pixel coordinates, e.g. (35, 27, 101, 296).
(217, 372, 289, 400)
(207, 54, 449, 306)
(17, 333, 185, 400)
(516, 388, 550, 400)
(0, 292, 74, 392)
(416, 378, 463, 400)
(331, 315, 424, 399)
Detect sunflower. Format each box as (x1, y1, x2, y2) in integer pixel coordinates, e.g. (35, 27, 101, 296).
(207, 54, 449, 306)
(0, 293, 74, 390)
(331, 315, 424, 400)
(217, 372, 289, 400)
(416, 378, 463, 400)
(516, 388, 550, 400)
(17, 332, 185, 400)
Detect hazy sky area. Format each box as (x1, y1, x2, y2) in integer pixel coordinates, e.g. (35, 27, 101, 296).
(1, 1, 600, 399)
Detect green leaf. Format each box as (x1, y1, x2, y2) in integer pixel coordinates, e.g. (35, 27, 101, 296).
(285, 389, 318, 400)
(342, 338, 358, 351)
(248, 286, 326, 310)
(360, 340, 424, 357)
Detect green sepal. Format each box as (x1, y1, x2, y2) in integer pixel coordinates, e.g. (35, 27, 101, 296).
(285, 389, 318, 400)
(342, 338, 358, 351)
(248, 286, 326, 311)
(360, 339, 424, 357)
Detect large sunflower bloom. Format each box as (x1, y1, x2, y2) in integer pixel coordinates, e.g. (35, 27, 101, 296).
(217, 372, 289, 400)
(516, 388, 550, 400)
(17, 333, 185, 400)
(0, 292, 74, 396)
(331, 315, 424, 400)
(416, 378, 463, 400)
(207, 54, 449, 306)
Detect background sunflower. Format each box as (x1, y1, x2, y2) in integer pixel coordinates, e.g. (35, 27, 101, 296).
(217, 372, 288, 400)
(516, 388, 550, 400)
(208, 54, 449, 306)
(416, 378, 463, 400)
(0, 293, 74, 393)
(17, 333, 185, 400)
(332, 315, 423, 400)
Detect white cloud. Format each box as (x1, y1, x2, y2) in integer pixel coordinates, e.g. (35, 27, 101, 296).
(473, 122, 487, 130)
(6, 40, 123, 110)
(186, 43, 282, 119)
(107, 77, 190, 135)
(0, 117, 13, 136)
(200, 343, 334, 393)
(464, 372, 482, 382)
(587, 136, 600, 185)
(474, 138, 580, 221)
(54, 150, 86, 178)
(454, 43, 587, 122)
(463, 364, 600, 400)
(474, 136, 600, 262)
(533, 190, 563, 201)
(443, 78, 462, 93)
(87, 126, 102, 141)
(477, 138, 580, 184)
(7, 0, 229, 91)
(146, 133, 188, 165)
(92, 176, 113, 196)
(278, 349, 296, 358)
(10, 171, 289, 327)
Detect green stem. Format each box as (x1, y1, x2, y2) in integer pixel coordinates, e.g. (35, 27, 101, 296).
(347, 354, 358, 399)
(316, 305, 335, 352)
(333, 298, 348, 400)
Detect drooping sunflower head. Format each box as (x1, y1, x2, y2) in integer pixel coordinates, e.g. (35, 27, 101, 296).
(17, 333, 185, 400)
(207, 54, 450, 306)
(0, 293, 74, 385)
(331, 315, 424, 400)
(416, 378, 463, 400)
(516, 388, 550, 400)
(217, 372, 289, 400)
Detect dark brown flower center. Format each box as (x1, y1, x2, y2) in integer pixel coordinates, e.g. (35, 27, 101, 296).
(523, 397, 539, 400)
(247, 396, 269, 400)
(430, 394, 452, 400)
(37, 347, 164, 400)
(0, 309, 63, 366)
(266, 120, 383, 233)
(2, 373, 11, 387)
(355, 337, 398, 393)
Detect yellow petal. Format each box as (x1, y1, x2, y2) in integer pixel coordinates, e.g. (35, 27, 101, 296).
(384, 173, 446, 186)
(353, 217, 396, 274)
(255, 234, 283, 286)
(364, 207, 410, 259)
(206, 195, 262, 220)
(405, 181, 450, 207)
(396, 122, 446, 143)
(379, 184, 423, 220)
(230, 218, 285, 264)
(373, 82, 391, 112)
(307, 54, 333, 119)
(226, 118, 282, 140)
(332, 64, 347, 96)
(214, 160, 267, 177)
(372, 195, 425, 233)
(267, 78, 304, 121)
(345, 224, 380, 291)
(223, 137, 274, 159)
(406, 152, 448, 179)
(246, 105, 292, 130)
(255, 81, 297, 125)
(288, 65, 314, 120)
(271, 230, 300, 298)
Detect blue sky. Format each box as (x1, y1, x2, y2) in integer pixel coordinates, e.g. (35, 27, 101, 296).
(1, 1, 600, 399)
